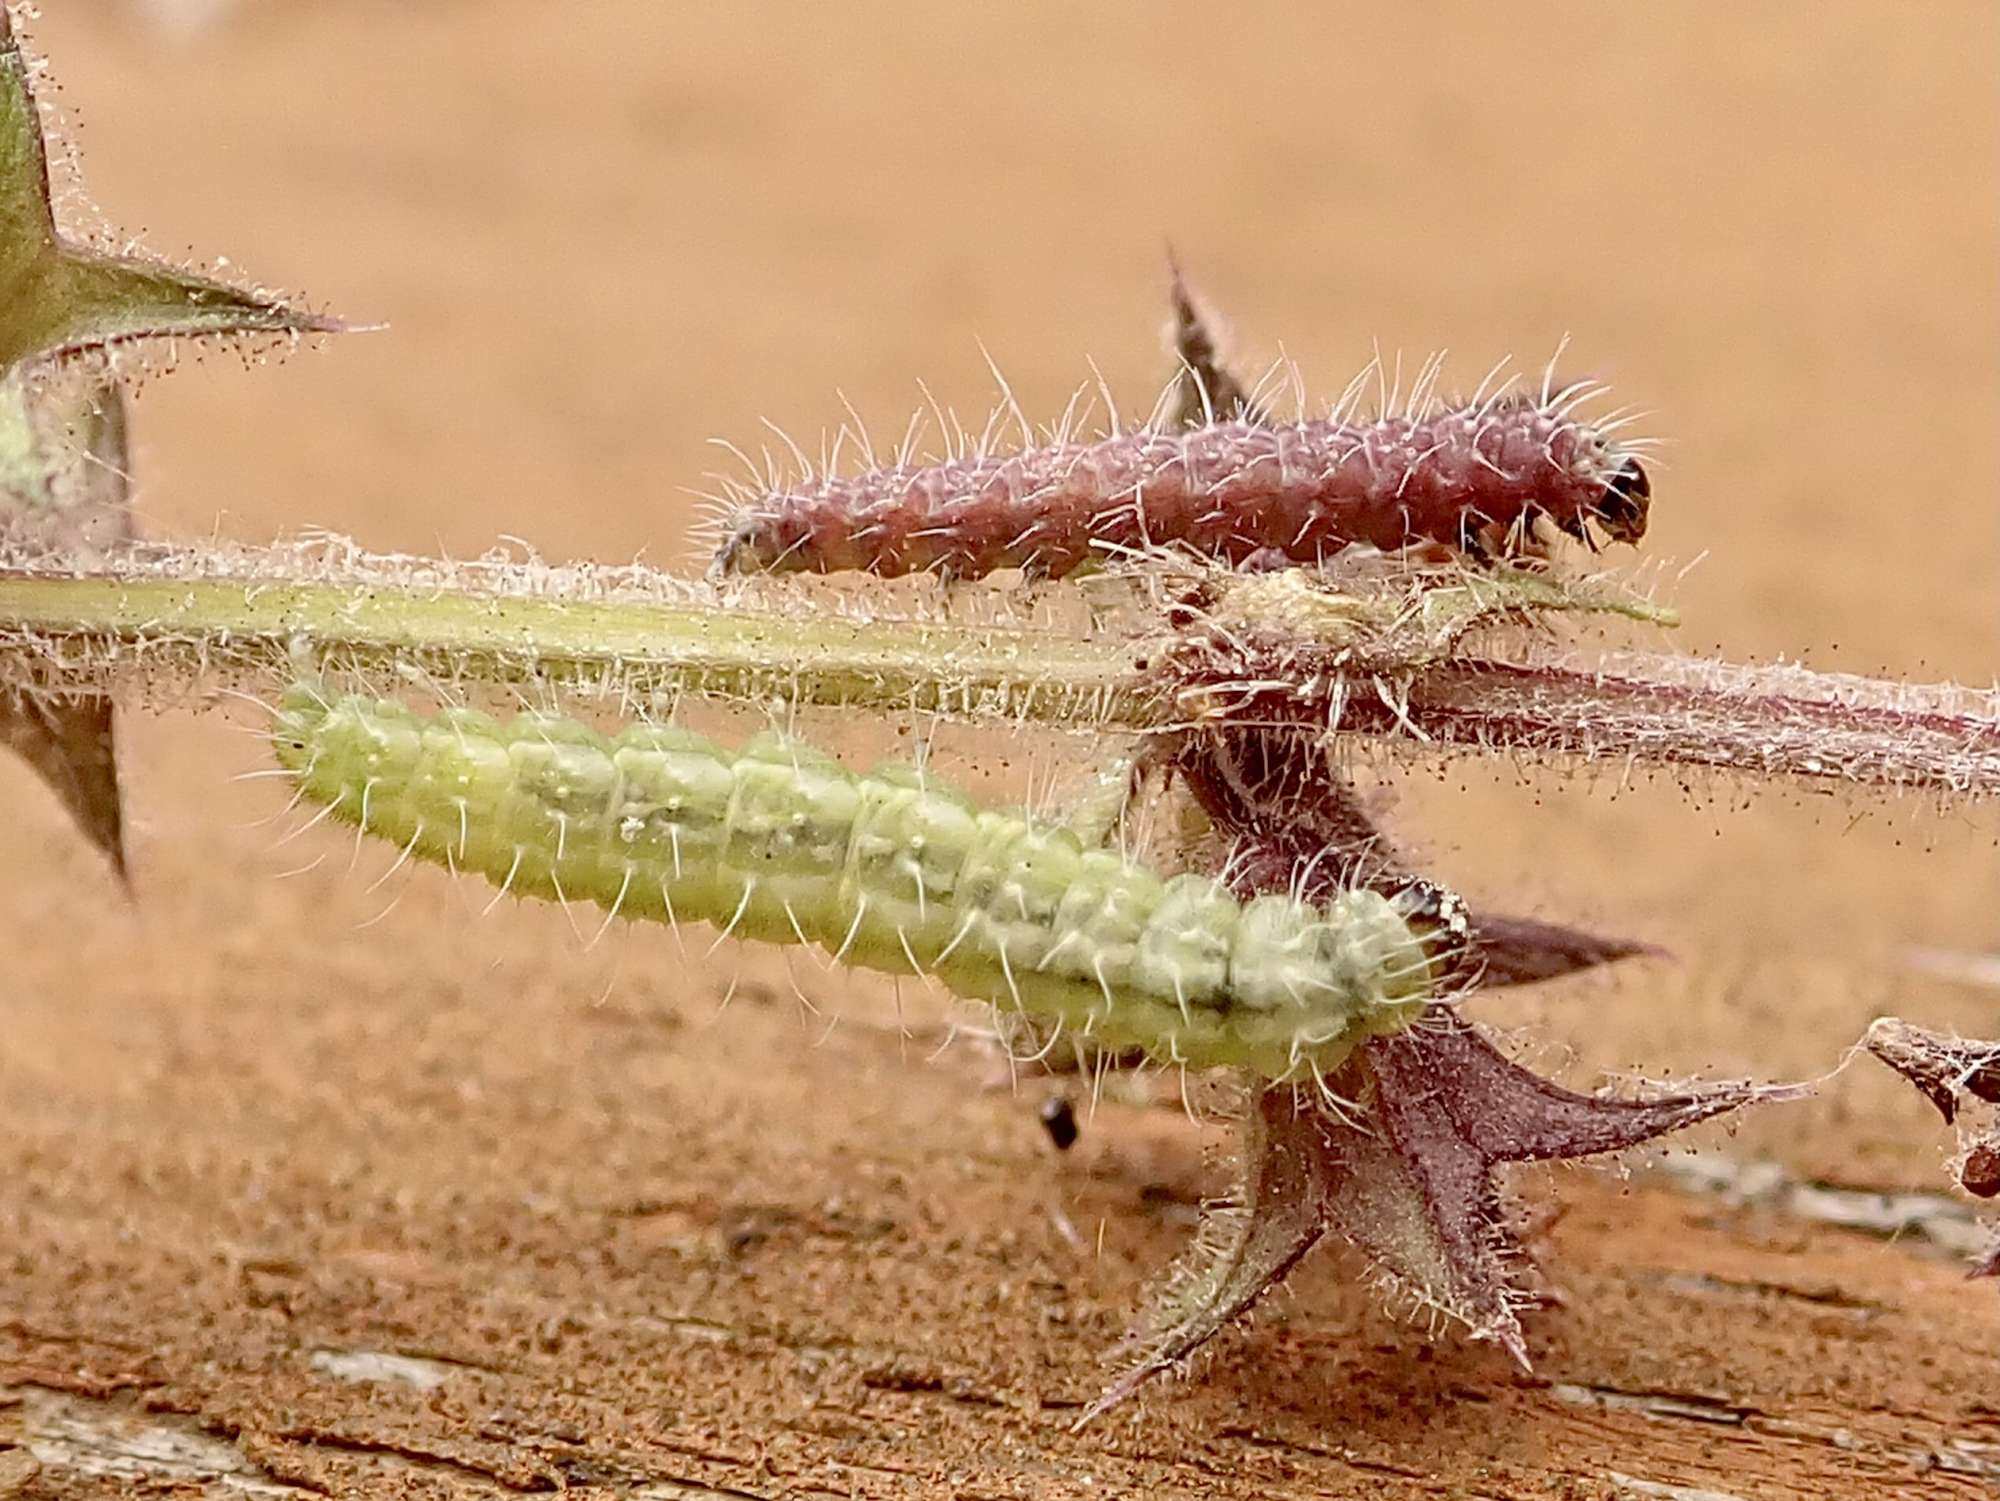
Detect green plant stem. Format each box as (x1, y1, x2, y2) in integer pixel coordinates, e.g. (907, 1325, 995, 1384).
(0, 553, 1153, 729)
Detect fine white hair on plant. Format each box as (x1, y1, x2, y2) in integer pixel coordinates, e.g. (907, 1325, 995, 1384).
(269, 682, 1473, 1084)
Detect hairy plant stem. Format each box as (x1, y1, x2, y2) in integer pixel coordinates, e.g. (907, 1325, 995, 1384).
(1, 539, 1997, 802)
(0, 544, 1147, 727)
(1196, 656, 2000, 796)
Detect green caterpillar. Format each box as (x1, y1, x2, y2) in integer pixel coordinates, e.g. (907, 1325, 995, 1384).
(270, 685, 1448, 1081)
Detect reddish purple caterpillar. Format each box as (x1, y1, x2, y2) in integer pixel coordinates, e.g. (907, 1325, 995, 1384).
(711, 382, 1652, 582)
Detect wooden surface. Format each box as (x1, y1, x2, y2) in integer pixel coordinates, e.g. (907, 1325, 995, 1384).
(4, 3, 1999, 1496)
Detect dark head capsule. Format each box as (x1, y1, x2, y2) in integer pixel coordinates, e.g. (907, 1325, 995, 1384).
(1593, 459, 1651, 544)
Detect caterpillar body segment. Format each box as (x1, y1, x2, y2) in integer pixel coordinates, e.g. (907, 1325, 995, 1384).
(271, 686, 1452, 1081)
(713, 403, 1651, 584)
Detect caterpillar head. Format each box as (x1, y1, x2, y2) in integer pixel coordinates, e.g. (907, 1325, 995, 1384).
(1592, 457, 1651, 544)
(269, 684, 330, 771)
(1389, 877, 1480, 987)
(1554, 455, 1650, 550)
(1544, 458, 1656, 552)
(1552, 458, 1648, 552)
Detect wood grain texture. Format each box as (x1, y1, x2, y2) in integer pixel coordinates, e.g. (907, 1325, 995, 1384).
(2, 2, 1996, 1495)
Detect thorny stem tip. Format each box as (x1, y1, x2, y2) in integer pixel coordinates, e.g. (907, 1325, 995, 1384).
(0, 5, 341, 375)
(1, 1, 347, 873)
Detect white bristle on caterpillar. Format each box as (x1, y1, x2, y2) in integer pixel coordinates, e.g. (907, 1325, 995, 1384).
(269, 684, 1453, 1083)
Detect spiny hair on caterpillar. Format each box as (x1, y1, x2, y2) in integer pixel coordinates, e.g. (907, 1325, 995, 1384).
(693, 346, 1632, 498)
(269, 682, 1467, 1083)
(698, 348, 1655, 584)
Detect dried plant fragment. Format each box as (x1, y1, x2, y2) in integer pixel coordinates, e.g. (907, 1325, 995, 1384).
(1864, 1018, 2000, 1273)
(1165, 256, 1267, 430)
(0, 365, 128, 872)
(0, 5, 339, 375)
(1864, 1018, 2000, 1124)
(1960, 1135, 2000, 1200)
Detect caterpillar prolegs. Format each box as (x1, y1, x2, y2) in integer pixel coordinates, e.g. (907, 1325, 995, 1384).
(270, 685, 1458, 1082)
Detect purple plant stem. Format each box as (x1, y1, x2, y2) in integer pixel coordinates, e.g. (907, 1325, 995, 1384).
(1173, 726, 1660, 985)
(1175, 649, 2000, 800)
